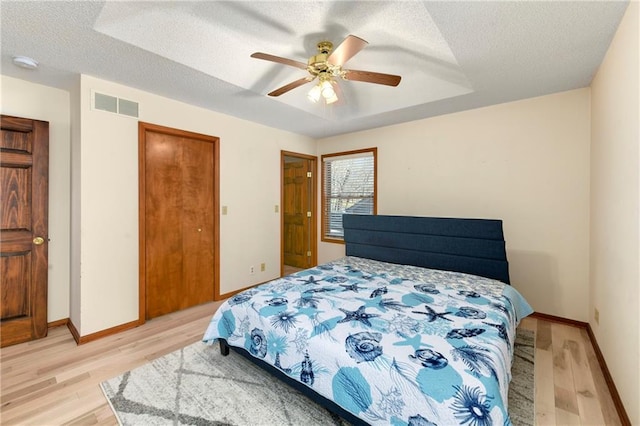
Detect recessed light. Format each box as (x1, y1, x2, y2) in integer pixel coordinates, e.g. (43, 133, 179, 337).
(12, 56, 38, 70)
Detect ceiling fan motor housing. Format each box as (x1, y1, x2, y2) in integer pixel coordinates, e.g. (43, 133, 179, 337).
(307, 41, 334, 74)
(308, 54, 329, 73)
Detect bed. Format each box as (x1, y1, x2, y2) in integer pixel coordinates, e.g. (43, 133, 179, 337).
(203, 215, 533, 425)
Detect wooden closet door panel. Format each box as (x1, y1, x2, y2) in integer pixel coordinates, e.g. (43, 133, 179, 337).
(145, 132, 183, 318)
(180, 137, 214, 310)
(142, 124, 217, 320)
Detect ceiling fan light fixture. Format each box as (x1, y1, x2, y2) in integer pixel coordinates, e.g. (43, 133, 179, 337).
(308, 78, 338, 104)
(325, 93, 339, 104)
(307, 84, 321, 103)
(324, 87, 338, 104)
(320, 80, 335, 98)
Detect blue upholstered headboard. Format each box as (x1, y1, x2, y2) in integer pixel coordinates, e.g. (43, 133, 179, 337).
(342, 214, 510, 284)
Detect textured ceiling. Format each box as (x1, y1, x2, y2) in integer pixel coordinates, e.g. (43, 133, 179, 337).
(0, 1, 629, 138)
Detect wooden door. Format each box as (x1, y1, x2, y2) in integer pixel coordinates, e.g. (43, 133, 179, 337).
(283, 156, 313, 269)
(0, 115, 49, 347)
(139, 123, 219, 320)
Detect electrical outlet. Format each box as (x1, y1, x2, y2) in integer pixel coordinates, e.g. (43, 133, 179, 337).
(250, 265, 255, 275)
(260, 263, 266, 272)
(594, 308, 600, 324)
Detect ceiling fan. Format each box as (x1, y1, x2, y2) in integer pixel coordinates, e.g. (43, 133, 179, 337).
(251, 35, 401, 104)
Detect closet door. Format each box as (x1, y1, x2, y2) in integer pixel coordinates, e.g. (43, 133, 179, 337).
(139, 122, 219, 320)
(0, 115, 49, 347)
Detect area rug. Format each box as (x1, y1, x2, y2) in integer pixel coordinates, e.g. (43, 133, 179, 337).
(509, 328, 535, 426)
(101, 329, 535, 426)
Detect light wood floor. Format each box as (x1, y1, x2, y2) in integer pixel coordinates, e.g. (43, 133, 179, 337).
(283, 264, 304, 276)
(518, 316, 622, 425)
(0, 303, 622, 425)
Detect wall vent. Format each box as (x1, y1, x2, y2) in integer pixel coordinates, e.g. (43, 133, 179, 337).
(118, 98, 139, 117)
(92, 91, 139, 118)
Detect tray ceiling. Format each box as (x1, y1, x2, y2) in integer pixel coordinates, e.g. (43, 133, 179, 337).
(0, 1, 629, 138)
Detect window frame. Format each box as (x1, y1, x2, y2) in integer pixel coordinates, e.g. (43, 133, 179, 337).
(321, 147, 377, 243)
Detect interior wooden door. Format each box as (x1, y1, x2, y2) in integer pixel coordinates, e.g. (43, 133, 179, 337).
(0, 115, 49, 347)
(139, 123, 219, 320)
(283, 155, 314, 269)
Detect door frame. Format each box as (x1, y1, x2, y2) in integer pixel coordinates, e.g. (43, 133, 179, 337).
(280, 151, 317, 275)
(138, 122, 220, 324)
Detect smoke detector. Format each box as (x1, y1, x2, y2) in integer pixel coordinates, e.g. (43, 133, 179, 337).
(12, 56, 38, 70)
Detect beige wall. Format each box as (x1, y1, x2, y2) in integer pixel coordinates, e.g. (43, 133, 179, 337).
(0, 75, 71, 323)
(73, 75, 315, 336)
(318, 89, 592, 322)
(0, 75, 593, 327)
(590, 2, 639, 424)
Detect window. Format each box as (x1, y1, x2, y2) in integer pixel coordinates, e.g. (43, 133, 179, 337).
(321, 148, 377, 242)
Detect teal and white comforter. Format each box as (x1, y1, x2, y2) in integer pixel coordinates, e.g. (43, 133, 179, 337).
(203, 256, 533, 425)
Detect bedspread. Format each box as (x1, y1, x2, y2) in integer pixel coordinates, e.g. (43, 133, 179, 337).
(203, 256, 533, 425)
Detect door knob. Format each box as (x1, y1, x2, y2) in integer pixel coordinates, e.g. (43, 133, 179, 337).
(33, 237, 45, 245)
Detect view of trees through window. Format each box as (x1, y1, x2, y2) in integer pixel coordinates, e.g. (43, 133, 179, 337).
(322, 149, 376, 240)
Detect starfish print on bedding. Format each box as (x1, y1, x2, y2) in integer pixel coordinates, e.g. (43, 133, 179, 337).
(393, 333, 424, 351)
(297, 276, 322, 285)
(340, 282, 365, 293)
(338, 305, 380, 327)
(412, 304, 453, 322)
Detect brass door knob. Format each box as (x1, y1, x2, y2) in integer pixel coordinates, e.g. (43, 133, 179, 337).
(33, 237, 45, 245)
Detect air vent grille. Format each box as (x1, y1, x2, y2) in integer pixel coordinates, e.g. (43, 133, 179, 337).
(94, 92, 117, 113)
(92, 91, 139, 118)
(118, 98, 139, 117)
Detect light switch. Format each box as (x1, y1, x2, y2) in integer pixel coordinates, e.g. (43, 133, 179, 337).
(222, 206, 228, 215)
(274, 205, 279, 213)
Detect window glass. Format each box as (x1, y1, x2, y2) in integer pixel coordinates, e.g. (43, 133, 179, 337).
(321, 148, 377, 242)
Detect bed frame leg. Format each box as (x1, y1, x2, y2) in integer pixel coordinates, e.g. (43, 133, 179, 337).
(219, 340, 230, 356)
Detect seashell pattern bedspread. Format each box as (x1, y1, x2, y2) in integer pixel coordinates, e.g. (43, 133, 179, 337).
(203, 256, 533, 425)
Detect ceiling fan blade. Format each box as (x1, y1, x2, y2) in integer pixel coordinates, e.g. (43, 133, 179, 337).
(268, 77, 313, 97)
(328, 35, 368, 66)
(343, 69, 401, 87)
(251, 52, 308, 70)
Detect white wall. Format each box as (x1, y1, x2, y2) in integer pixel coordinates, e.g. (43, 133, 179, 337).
(318, 89, 591, 322)
(590, 2, 639, 424)
(0, 75, 71, 323)
(75, 75, 315, 336)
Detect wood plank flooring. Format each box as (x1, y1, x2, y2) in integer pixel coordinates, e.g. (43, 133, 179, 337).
(1, 304, 622, 425)
(283, 264, 304, 276)
(519, 316, 622, 425)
